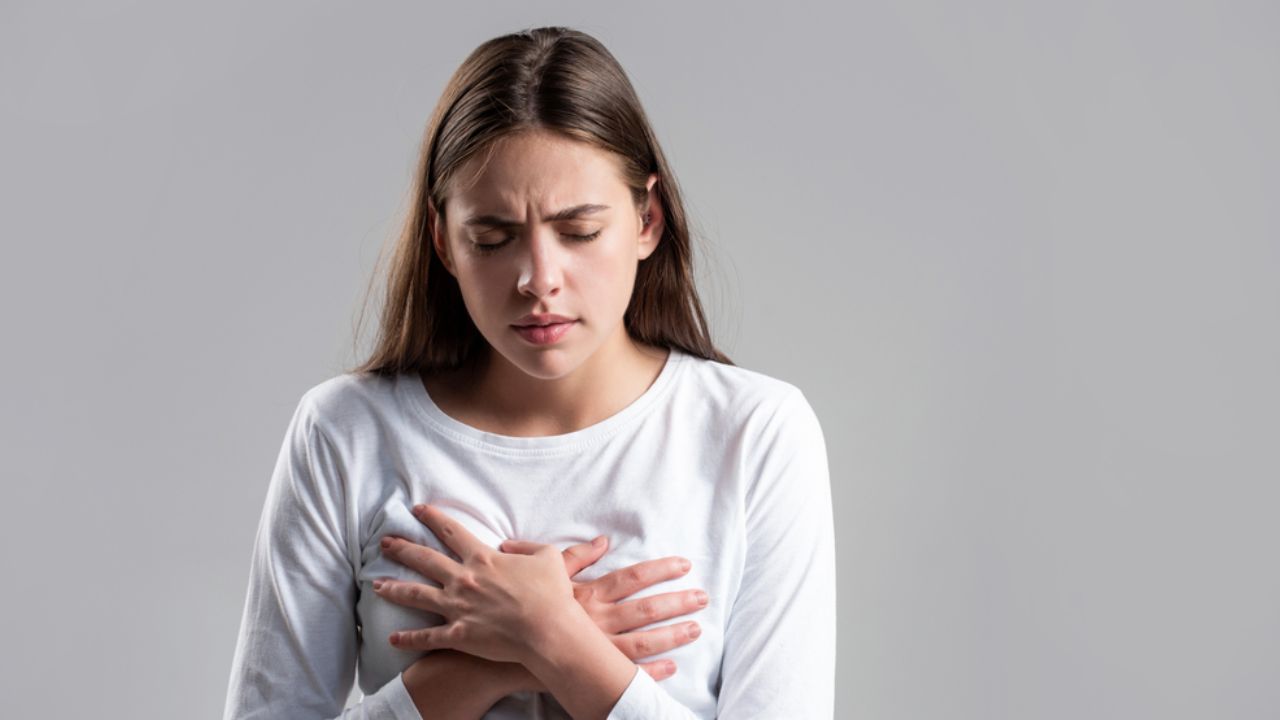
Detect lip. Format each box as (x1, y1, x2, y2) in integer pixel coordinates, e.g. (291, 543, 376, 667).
(512, 320, 576, 345)
(512, 312, 576, 327)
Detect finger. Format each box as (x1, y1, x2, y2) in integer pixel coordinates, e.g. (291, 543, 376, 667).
(614, 589, 709, 633)
(596, 556, 692, 603)
(561, 535, 608, 577)
(411, 504, 488, 562)
(613, 620, 701, 661)
(389, 624, 454, 652)
(639, 658, 678, 681)
(380, 535, 458, 584)
(498, 539, 543, 555)
(371, 577, 447, 615)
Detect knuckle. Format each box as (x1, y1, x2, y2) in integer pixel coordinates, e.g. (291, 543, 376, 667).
(597, 609, 620, 634)
(623, 566, 644, 586)
(633, 635, 652, 657)
(456, 572, 482, 593)
(638, 598, 658, 620)
(572, 583, 596, 604)
(452, 595, 473, 615)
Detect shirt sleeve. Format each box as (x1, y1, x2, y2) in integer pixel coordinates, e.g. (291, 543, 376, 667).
(223, 393, 422, 720)
(608, 387, 838, 719)
(716, 386, 837, 717)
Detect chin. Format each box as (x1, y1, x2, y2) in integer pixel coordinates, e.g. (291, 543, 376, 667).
(494, 341, 586, 381)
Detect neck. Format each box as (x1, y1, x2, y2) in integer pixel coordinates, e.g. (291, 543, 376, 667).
(454, 331, 669, 437)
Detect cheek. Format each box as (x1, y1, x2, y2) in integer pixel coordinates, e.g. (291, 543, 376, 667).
(453, 263, 509, 320)
(576, 251, 638, 310)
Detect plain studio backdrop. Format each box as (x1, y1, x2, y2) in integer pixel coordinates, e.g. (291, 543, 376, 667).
(2, 1, 1277, 718)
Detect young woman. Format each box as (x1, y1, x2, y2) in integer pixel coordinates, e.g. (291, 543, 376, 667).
(223, 26, 835, 720)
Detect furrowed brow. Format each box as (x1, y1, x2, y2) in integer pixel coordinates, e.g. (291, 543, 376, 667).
(462, 203, 611, 229)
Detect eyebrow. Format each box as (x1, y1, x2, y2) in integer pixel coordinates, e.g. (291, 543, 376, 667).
(462, 203, 611, 229)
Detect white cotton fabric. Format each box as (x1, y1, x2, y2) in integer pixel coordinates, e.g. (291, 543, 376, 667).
(223, 347, 836, 719)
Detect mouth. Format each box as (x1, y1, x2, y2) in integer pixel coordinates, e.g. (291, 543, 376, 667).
(512, 312, 576, 328)
(511, 320, 577, 345)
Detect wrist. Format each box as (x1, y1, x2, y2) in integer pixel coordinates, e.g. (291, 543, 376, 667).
(450, 650, 531, 696)
(520, 602, 597, 669)
(402, 650, 525, 717)
(519, 608, 639, 719)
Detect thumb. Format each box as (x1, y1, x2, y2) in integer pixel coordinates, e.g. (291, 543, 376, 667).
(498, 539, 543, 555)
(561, 535, 608, 577)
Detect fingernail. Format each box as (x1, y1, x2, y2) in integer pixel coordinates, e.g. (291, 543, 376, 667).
(680, 558, 691, 572)
(665, 660, 676, 673)
(389, 632, 400, 644)
(696, 591, 708, 606)
(687, 622, 701, 639)
(412, 504, 426, 515)
(592, 535, 606, 547)
(373, 579, 384, 591)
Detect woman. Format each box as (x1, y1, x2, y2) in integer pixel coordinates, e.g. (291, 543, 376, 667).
(223, 25, 835, 720)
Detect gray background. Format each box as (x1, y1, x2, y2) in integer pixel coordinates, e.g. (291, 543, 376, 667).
(2, 1, 1276, 718)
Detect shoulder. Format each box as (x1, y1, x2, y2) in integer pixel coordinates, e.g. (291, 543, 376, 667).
(293, 371, 403, 442)
(675, 354, 828, 505)
(674, 351, 817, 432)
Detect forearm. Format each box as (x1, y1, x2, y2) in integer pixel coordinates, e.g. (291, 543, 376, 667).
(520, 607, 639, 720)
(402, 649, 528, 719)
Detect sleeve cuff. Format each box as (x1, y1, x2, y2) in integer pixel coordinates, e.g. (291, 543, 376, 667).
(352, 672, 422, 720)
(606, 666, 660, 720)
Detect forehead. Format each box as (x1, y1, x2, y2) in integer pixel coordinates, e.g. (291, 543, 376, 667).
(447, 130, 629, 214)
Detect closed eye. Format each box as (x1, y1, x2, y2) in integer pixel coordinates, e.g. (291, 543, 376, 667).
(470, 230, 602, 254)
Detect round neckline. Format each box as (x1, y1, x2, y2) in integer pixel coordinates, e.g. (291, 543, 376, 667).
(398, 347, 688, 456)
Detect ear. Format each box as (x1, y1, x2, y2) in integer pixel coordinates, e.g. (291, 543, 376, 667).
(427, 198, 456, 277)
(638, 173, 664, 261)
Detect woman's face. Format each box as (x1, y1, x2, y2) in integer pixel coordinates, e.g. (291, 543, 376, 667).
(431, 129, 662, 380)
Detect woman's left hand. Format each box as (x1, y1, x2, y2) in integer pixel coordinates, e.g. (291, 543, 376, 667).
(373, 503, 585, 665)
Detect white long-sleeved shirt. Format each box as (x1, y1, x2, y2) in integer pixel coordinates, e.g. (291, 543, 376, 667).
(223, 347, 835, 719)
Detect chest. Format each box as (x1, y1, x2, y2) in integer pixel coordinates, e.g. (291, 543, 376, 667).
(344, 430, 743, 715)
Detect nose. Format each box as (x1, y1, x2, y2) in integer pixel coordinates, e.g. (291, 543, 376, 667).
(516, 227, 564, 300)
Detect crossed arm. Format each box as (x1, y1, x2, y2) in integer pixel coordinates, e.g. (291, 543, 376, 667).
(378, 510, 707, 718)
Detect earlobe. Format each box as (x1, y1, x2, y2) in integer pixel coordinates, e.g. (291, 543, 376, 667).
(638, 174, 664, 260)
(427, 200, 455, 276)
(638, 211, 663, 260)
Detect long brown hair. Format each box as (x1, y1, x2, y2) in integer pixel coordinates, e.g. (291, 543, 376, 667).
(349, 26, 731, 377)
